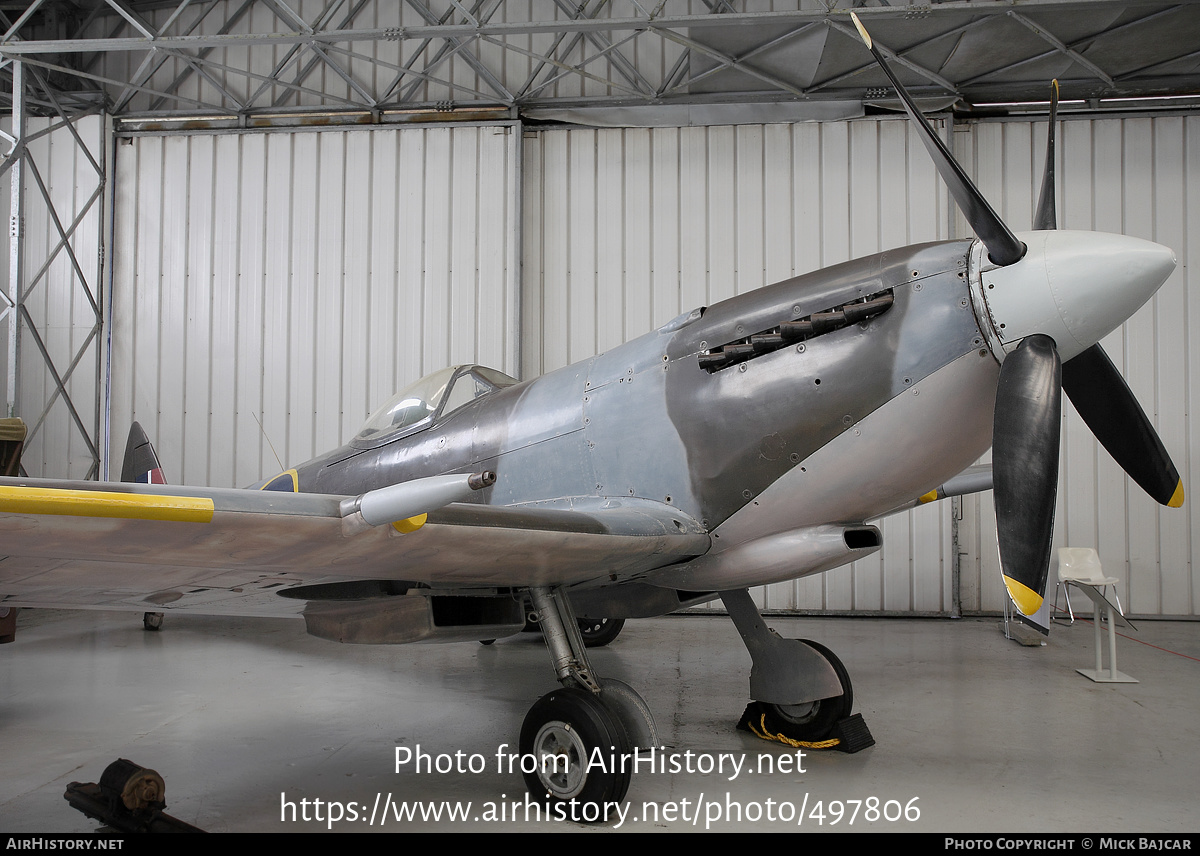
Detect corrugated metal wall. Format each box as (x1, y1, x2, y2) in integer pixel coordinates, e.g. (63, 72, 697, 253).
(105, 113, 1198, 617)
(109, 123, 518, 489)
(0, 114, 105, 479)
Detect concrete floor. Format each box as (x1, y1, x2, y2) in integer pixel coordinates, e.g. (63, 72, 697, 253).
(1, 607, 1197, 833)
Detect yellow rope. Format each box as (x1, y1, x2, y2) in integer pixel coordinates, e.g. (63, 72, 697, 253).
(747, 712, 841, 750)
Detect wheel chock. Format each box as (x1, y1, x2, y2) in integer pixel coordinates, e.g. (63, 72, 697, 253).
(830, 713, 874, 753)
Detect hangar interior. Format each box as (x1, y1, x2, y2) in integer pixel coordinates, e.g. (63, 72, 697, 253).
(1, 0, 1199, 832)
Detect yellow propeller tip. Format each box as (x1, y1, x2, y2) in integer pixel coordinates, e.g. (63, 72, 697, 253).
(850, 12, 872, 49)
(918, 489, 939, 504)
(1002, 575, 1044, 616)
(1168, 480, 1184, 508)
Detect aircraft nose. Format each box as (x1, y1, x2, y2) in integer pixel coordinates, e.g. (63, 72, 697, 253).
(977, 230, 1176, 362)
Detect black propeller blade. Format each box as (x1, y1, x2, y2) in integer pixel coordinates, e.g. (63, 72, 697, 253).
(1031, 78, 1184, 509)
(849, 13, 1025, 267)
(1062, 344, 1184, 508)
(1033, 80, 1059, 232)
(993, 335, 1061, 623)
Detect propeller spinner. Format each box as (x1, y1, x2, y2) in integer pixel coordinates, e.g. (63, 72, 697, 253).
(849, 13, 1182, 631)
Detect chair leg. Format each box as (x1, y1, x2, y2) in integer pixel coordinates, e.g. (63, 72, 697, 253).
(1053, 581, 1075, 624)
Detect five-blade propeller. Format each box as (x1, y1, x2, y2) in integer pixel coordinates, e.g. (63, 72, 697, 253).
(850, 13, 1183, 631)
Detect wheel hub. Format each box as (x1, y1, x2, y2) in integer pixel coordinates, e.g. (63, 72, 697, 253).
(531, 720, 588, 799)
(772, 700, 821, 725)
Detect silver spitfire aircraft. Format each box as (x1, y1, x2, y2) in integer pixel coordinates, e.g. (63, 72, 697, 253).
(0, 14, 1184, 813)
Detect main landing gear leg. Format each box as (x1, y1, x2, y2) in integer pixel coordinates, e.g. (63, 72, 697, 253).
(520, 586, 657, 817)
(719, 588, 873, 752)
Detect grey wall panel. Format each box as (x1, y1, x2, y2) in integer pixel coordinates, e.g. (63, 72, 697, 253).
(110, 123, 516, 489)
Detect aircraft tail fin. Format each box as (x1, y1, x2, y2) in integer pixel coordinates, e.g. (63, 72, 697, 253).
(120, 422, 167, 484)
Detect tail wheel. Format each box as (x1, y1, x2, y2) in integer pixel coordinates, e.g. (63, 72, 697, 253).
(577, 617, 625, 648)
(520, 687, 632, 815)
(761, 639, 853, 743)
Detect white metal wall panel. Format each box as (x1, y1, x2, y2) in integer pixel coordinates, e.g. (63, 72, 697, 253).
(110, 123, 516, 489)
(0, 114, 104, 479)
(522, 118, 955, 613)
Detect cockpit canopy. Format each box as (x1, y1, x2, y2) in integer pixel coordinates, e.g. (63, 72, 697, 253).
(353, 365, 518, 446)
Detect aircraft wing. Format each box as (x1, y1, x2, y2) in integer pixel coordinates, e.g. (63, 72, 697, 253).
(0, 476, 710, 618)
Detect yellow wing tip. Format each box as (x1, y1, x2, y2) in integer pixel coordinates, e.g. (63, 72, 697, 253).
(1168, 480, 1184, 508)
(1002, 575, 1044, 616)
(0, 484, 214, 523)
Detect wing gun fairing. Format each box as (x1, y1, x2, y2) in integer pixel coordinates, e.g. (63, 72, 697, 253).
(0, 12, 1185, 822)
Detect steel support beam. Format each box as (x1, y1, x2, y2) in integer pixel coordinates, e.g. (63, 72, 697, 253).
(2, 56, 105, 478)
(5, 3, 1188, 58)
(6, 59, 22, 419)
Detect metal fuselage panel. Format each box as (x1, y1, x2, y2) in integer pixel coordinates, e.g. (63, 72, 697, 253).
(289, 240, 985, 559)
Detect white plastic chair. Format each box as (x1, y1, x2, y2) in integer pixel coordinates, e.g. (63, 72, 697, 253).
(1054, 547, 1122, 624)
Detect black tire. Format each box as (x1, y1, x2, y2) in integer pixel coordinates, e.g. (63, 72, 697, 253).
(519, 687, 632, 818)
(760, 639, 852, 743)
(142, 612, 164, 631)
(577, 617, 625, 648)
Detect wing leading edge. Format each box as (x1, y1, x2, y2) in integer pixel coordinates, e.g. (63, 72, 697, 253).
(0, 477, 710, 618)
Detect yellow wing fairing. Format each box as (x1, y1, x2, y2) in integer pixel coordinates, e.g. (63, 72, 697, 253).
(260, 469, 299, 492)
(0, 484, 214, 523)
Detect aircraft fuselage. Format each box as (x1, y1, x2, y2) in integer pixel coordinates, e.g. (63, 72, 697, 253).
(286, 238, 993, 588)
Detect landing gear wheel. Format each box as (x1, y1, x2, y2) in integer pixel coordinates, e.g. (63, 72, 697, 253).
(577, 617, 624, 648)
(520, 687, 632, 818)
(599, 678, 658, 751)
(760, 639, 853, 743)
(143, 612, 164, 631)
